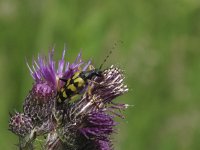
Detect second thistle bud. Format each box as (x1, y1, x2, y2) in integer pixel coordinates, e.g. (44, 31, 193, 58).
(23, 81, 56, 125)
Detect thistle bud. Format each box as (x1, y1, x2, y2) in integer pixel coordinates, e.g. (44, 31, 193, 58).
(9, 112, 33, 137)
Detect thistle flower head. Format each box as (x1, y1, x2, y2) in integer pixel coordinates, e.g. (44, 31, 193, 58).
(79, 111, 115, 150)
(24, 49, 91, 126)
(23, 81, 56, 125)
(27, 49, 91, 89)
(9, 112, 33, 137)
(90, 65, 128, 104)
(80, 111, 116, 139)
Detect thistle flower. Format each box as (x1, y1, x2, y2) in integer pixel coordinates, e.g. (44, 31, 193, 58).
(23, 49, 90, 126)
(9, 48, 128, 150)
(79, 111, 116, 150)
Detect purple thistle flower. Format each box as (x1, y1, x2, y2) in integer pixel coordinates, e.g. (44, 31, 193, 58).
(80, 111, 116, 140)
(26, 48, 90, 88)
(23, 49, 91, 126)
(79, 111, 115, 150)
(9, 48, 128, 150)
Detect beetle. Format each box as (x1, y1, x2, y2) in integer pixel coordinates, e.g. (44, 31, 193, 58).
(56, 51, 112, 105)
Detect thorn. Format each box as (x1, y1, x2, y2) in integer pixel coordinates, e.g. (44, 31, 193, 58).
(9, 112, 13, 117)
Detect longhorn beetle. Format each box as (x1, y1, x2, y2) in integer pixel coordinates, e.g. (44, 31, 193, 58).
(56, 51, 112, 105)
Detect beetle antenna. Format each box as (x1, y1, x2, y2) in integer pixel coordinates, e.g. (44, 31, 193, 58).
(99, 50, 112, 70)
(98, 40, 123, 70)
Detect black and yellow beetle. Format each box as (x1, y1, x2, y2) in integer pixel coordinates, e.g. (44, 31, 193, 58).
(56, 51, 112, 105)
(57, 69, 102, 103)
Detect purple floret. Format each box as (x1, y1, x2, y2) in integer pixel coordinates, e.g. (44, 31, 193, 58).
(27, 48, 90, 88)
(79, 111, 115, 150)
(80, 111, 116, 139)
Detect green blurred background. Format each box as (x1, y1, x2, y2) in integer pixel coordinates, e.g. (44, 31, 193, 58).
(1, 0, 200, 150)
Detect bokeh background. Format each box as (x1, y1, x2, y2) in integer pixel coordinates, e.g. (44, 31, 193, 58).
(1, 0, 200, 150)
